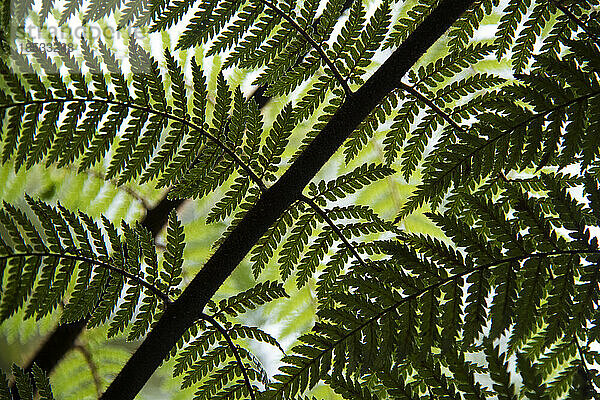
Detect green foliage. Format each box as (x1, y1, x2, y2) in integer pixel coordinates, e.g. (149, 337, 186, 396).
(2, 0, 600, 399)
(0, 197, 179, 340)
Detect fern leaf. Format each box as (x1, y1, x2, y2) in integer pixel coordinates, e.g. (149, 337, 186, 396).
(159, 58, 208, 188)
(223, 6, 282, 69)
(485, 342, 517, 400)
(108, 277, 141, 338)
(215, 281, 288, 317)
(307, 163, 395, 203)
(208, 1, 265, 56)
(278, 212, 316, 280)
(441, 275, 464, 347)
(384, 97, 418, 164)
(118, 39, 167, 184)
(327, 375, 379, 400)
(448, 0, 499, 51)
(512, 2, 552, 72)
(296, 228, 332, 288)
(129, 293, 159, 340)
(494, 0, 531, 59)
(238, 14, 297, 70)
(192, 361, 249, 399)
(291, 74, 338, 124)
(88, 216, 125, 326)
(163, 210, 184, 296)
(414, 43, 496, 90)
(151, 0, 199, 31)
(343, 90, 398, 163)
(228, 324, 285, 354)
(31, 364, 55, 400)
(508, 257, 547, 354)
(140, 50, 188, 183)
(259, 104, 294, 181)
(207, 176, 251, 224)
(345, 0, 391, 81)
(385, 0, 438, 49)
(12, 364, 34, 400)
(488, 261, 518, 340)
(176, 0, 243, 50)
(181, 345, 230, 388)
(516, 353, 550, 400)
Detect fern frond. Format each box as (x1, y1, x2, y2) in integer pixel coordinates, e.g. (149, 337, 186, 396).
(494, 0, 531, 60)
(512, 2, 554, 73)
(0, 199, 171, 340)
(1, 39, 262, 216)
(517, 353, 549, 400)
(151, 0, 202, 32)
(210, 281, 288, 318)
(163, 210, 185, 296)
(140, 49, 189, 183)
(485, 342, 517, 400)
(488, 260, 518, 340)
(222, 6, 283, 69)
(343, 90, 398, 163)
(176, 0, 245, 50)
(208, 1, 266, 56)
(345, 0, 391, 83)
(12, 364, 34, 400)
(462, 267, 490, 345)
(412, 43, 496, 90)
(258, 104, 294, 181)
(307, 163, 395, 204)
(326, 375, 379, 400)
(278, 212, 316, 281)
(249, 205, 297, 278)
(399, 82, 600, 219)
(448, 0, 499, 51)
(175, 292, 285, 398)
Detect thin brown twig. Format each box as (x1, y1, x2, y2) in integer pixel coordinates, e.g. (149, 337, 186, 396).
(199, 313, 256, 400)
(75, 343, 103, 399)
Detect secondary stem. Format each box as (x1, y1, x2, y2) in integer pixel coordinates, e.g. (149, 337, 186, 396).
(300, 194, 368, 270)
(200, 313, 256, 400)
(258, 0, 352, 96)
